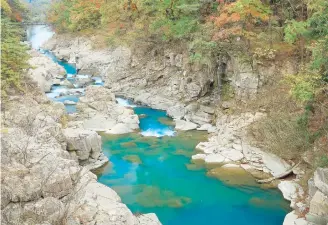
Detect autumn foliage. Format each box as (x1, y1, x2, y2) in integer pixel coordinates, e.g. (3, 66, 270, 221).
(211, 0, 271, 40)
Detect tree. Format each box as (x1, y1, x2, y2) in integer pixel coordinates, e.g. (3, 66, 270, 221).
(307, 0, 328, 76)
(213, 0, 271, 41)
(1, 0, 29, 97)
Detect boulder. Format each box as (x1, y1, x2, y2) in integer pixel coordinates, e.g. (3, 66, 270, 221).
(283, 211, 310, 225)
(309, 191, 328, 217)
(82, 115, 117, 132)
(314, 168, 328, 196)
(191, 154, 206, 161)
(64, 100, 76, 105)
(262, 152, 291, 176)
(220, 149, 244, 161)
(278, 181, 304, 205)
(106, 123, 135, 134)
(74, 76, 93, 87)
(197, 123, 217, 133)
(204, 154, 227, 164)
(63, 128, 102, 160)
(308, 178, 318, 198)
(175, 119, 198, 131)
(2, 197, 65, 225)
(60, 79, 75, 88)
(28, 50, 66, 93)
(137, 213, 162, 225)
(167, 105, 185, 119)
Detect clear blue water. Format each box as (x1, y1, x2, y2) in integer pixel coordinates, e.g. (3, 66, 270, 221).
(97, 106, 290, 225)
(52, 95, 79, 114)
(41, 49, 77, 75)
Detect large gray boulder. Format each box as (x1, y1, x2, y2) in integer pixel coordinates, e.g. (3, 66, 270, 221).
(283, 211, 310, 225)
(262, 152, 291, 176)
(314, 168, 328, 196)
(309, 191, 328, 217)
(28, 50, 66, 92)
(175, 119, 198, 131)
(76, 86, 139, 133)
(63, 127, 102, 161)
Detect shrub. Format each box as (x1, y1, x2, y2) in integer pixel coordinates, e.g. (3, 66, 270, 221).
(252, 114, 312, 160)
(284, 72, 321, 103)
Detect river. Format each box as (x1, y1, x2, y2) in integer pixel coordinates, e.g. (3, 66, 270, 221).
(27, 25, 290, 225)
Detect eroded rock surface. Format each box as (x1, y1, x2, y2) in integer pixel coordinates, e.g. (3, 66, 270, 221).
(1, 54, 160, 225)
(71, 86, 139, 134)
(28, 49, 66, 92)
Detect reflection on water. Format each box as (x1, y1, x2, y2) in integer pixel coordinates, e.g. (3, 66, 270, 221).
(98, 106, 290, 225)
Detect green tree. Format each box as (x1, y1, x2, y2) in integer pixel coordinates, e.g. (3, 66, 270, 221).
(1, 1, 30, 96)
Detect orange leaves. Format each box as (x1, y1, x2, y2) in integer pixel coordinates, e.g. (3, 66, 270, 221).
(213, 0, 270, 28)
(210, 0, 271, 41)
(230, 12, 241, 22)
(213, 3, 241, 27)
(214, 13, 228, 27)
(13, 12, 22, 22)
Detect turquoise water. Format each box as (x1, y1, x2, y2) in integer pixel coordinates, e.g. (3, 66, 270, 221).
(52, 95, 79, 114)
(41, 49, 77, 75)
(98, 106, 290, 225)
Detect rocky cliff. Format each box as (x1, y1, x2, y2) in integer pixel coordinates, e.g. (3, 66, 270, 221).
(1, 51, 161, 225)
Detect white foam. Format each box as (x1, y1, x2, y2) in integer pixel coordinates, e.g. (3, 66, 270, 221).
(46, 92, 60, 99)
(92, 76, 103, 84)
(116, 97, 137, 108)
(67, 74, 75, 79)
(76, 74, 90, 79)
(27, 25, 54, 49)
(141, 128, 175, 137)
(52, 87, 68, 94)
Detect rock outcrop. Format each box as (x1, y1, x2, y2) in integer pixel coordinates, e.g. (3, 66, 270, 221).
(28, 49, 66, 92)
(194, 112, 271, 169)
(305, 168, 328, 225)
(1, 54, 161, 225)
(72, 86, 140, 134)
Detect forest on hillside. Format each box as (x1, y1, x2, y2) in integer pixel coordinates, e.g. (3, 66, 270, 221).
(49, 0, 328, 166)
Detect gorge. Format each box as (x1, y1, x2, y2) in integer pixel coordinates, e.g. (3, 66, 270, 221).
(1, 0, 328, 225)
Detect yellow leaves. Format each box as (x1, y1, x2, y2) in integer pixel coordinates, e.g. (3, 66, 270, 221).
(284, 72, 321, 103)
(1, 0, 12, 16)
